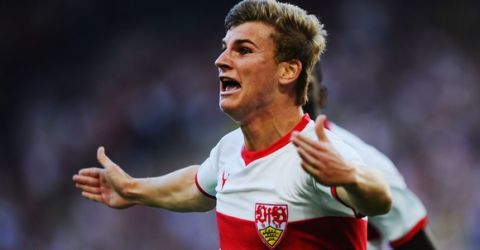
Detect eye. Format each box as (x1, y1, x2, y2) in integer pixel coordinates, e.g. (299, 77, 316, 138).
(238, 47, 252, 55)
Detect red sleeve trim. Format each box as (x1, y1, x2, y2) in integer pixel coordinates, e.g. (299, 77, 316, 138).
(390, 216, 429, 248)
(194, 172, 216, 200)
(330, 186, 364, 218)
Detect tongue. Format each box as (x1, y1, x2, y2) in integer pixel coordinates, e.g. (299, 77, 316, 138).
(225, 85, 239, 92)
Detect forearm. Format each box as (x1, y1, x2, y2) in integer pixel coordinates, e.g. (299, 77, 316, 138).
(337, 166, 392, 216)
(120, 165, 216, 212)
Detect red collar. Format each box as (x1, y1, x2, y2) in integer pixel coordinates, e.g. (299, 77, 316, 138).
(241, 114, 311, 166)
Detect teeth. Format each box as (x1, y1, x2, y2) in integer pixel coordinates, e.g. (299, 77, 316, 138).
(225, 85, 238, 91)
(220, 76, 235, 82)
(220, 76, 241, 92)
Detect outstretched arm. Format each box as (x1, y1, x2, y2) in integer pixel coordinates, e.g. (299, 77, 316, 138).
(72, 147, 215, 212)
(290, 115, 392, 216)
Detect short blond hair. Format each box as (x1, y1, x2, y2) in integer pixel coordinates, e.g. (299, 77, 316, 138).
(225, 0, 327, 105)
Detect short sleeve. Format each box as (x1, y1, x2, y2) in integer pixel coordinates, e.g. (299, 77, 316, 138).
(369, 187, 427, 242)
(195, 144, 220, 199)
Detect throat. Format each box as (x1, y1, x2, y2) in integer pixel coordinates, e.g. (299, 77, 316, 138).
(241, 121, 288, 151)
(241, 112, 308, 151)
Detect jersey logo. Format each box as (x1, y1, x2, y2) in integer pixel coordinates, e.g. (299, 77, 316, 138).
(255, 203, 288, 248)
(221, 170, 229, 190)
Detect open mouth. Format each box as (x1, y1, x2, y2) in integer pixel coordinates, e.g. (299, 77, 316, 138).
(220, 77, 241, 93)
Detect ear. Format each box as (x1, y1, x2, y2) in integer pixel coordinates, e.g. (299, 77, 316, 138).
(279, 59, 302, 85)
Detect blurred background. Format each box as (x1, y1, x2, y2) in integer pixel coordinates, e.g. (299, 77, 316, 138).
(1, 0, 479, 249)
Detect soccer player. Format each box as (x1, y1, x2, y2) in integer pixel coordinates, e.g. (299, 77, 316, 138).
(303, 68, 436, 250)
(73, 1, 392, 249)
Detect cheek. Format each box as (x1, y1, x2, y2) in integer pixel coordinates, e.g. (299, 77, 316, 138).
(256, 63, 279, 85)
(244, 59, 278, 79)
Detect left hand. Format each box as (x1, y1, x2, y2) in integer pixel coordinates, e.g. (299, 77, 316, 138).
(290, 115, 356, 186)
(73, 147, 136, 209)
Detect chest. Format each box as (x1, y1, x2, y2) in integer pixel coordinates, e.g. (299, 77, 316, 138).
(214, 146, 342, 221)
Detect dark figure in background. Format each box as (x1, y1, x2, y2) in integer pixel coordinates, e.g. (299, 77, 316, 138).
(303, 66, 437, 250)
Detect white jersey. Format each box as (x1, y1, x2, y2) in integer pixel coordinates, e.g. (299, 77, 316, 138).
(196, 115, 368, 250)
(328, 122, 428, 249)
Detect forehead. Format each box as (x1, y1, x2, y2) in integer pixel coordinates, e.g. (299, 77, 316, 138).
(222, 22, 276, 45)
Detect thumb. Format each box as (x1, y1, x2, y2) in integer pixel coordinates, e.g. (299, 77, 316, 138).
(96, 146, 131, 197)
(315, 115, 329, 142)
(97, 146, 115, 169)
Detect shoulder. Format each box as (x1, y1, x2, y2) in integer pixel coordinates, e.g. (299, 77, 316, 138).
(301, 121, 366, 168)
(329, 122, 407, 188)
(329, 122, 387, 161)
(217, 128, 243, 150)
(218, 127, 242, 142)
(205, 128, 243, 162)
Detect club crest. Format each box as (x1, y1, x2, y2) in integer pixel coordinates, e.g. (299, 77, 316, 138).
(255, 203, 288, 248)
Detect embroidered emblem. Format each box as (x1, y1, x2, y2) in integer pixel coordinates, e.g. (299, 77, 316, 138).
(221, 170, 229, 190)
(255, 203, 288, 248)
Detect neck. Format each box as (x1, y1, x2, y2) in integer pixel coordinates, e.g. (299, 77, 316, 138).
(240, 106, 304, 151)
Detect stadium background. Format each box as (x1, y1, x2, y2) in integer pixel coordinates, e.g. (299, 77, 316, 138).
(1, 0, 479, 249)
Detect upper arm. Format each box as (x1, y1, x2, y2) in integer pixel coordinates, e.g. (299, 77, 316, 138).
(188, 142, 224, 211)
(195, 143, 222, 198)
(185, 164, 216, 211)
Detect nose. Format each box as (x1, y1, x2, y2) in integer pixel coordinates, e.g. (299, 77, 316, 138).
(214, 50, 232, 72)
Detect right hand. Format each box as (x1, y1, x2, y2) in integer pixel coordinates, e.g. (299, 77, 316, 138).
(73, 147, 136, 209)
(291, 115, 356, 187)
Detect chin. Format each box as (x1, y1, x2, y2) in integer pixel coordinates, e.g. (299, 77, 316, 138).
(219, 102, 243, 123)
(219, 102, 234, 115)
(219, 98, 235, 111)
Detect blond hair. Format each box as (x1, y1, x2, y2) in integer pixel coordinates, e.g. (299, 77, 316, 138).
(225, 0, 327, 105)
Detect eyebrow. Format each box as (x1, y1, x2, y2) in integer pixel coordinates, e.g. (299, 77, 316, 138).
(221, 39, 259, 49)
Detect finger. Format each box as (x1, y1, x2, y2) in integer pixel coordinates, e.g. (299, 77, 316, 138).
(78, 167, 101, 177)
(82, 192, 103, 203)
(73, 175, 100, 186)
(75, 183, 101, 194)
(97, 146, 115, 169)
(296, 147, 321, 169)
(300, 160, 320, 177)
(301, 162, 329, 186)
(291, 132, 325, 153)
(315, 115, 329, 142)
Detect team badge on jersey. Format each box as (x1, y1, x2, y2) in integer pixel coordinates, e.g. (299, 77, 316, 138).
(255, 203, 288, 248)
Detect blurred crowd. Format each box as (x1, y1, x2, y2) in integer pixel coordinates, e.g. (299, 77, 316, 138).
(1, 0, 479, 249)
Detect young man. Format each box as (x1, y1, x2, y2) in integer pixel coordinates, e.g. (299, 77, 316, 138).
(303, 69, 436, 250)
(73, 1, 392, 249)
